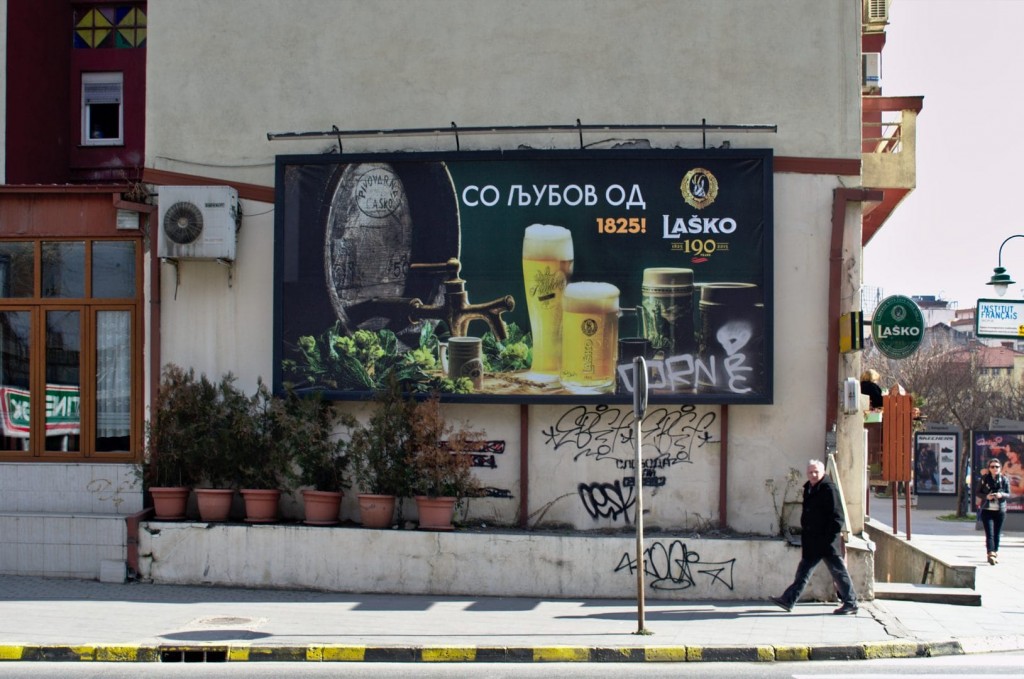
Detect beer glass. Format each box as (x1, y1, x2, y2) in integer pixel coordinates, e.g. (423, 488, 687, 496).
(522, 224, 574, 382)
(560, 282, 620, 394)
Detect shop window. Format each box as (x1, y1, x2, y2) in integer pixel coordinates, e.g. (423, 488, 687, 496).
(82, 72, 123, 146)
(0, 240, 140, 460)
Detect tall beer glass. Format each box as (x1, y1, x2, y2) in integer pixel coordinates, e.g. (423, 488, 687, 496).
(560, 282, 620, 394)
(522, 224, 574, 382)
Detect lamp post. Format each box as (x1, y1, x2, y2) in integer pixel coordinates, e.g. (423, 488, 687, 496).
(986, 234, 1024, 296)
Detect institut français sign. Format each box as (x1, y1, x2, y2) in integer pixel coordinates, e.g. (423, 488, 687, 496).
(976, 298, 1024, 339)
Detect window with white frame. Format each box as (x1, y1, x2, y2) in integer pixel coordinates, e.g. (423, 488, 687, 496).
(81, 72, 123, 146)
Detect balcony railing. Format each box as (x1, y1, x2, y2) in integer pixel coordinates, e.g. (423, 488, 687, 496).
(862, 96, 923, 190)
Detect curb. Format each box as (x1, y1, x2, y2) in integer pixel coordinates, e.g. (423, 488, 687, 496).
(0, 639, 1011, 663)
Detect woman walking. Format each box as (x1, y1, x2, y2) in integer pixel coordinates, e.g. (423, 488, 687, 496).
(977, 457, 1010, 565)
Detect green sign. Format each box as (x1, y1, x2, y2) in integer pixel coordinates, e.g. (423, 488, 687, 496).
(0, 385, 81, 437)
(871, 295, 924, 359)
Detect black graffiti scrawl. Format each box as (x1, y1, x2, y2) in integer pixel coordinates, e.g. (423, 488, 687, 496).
(615, 540, 736, 591)
(542, 404, 715, 464)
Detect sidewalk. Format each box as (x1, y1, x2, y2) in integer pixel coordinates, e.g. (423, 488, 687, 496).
(1, 509, 1022, 663)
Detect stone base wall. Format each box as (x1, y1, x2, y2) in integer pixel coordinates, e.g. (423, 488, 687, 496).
(138, 522, 875, 601)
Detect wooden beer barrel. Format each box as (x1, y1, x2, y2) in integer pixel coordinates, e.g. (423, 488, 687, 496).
(323, 162, 460, 339)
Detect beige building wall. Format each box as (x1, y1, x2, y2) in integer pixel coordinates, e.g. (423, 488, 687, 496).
(147, 0, 865, 537)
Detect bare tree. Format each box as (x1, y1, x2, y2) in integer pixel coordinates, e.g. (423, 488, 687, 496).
(864, 337, 1022, 515)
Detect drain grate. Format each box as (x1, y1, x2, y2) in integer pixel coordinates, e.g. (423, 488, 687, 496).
(160, 647, 228, 663)
(197, 616, 253, 626)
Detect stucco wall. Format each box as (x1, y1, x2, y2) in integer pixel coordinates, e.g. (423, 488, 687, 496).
(145, 0, 861, 181)
(147, 0, 865, 538)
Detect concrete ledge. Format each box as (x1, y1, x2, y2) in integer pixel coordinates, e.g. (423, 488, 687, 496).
(0, 639, 1008, 663)
(874, 582, 981, 606)
(866, 519, 975, 589)
(137, 522, 874, 601)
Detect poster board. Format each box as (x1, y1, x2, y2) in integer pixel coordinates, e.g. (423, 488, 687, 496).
(273, 149, 774, 404)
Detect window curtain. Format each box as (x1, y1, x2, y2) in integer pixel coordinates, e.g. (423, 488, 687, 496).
(96, 311, 130, 437)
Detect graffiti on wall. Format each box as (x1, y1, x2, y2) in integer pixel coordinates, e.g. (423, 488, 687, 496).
(461, 440, 505, 469)
(542, 404, 717, 523)
(578, 481, 635, 522)
(614, 539, 736, 591)
(458, 440, 513, 499)
(542, 404, 716, 465)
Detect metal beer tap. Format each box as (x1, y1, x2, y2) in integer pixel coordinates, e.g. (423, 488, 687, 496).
(408, 258, 515, 341)
(353, 258, 514, 341)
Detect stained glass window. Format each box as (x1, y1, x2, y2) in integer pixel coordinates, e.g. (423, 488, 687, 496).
(74, 5, 147, 49)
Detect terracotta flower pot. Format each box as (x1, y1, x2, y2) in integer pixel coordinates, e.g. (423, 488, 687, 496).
(414, 495, 457, 531)
(358, 494, 396, 529)
(241, 489, 281, 523)
(149, 487, 190, 520)
(302, 489, 343, 525)
(195, 488, 234, 522)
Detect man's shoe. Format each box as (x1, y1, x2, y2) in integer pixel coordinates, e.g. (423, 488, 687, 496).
(770, 596, 793, 612)
(833, 603, 859, 615)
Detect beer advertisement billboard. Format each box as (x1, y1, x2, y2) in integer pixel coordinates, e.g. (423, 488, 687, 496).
(973, 431, 1024, 512)
(273, 149, 773, 404)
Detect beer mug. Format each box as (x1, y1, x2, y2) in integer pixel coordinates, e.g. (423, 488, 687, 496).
(522, 224, 574, 382)
(641, 267, 695, 358)
(697, 282, 763, 394)
(560, 282, 620, 394)
(617, 307, 652, 395)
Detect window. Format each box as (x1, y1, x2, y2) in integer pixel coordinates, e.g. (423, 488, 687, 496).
(0, 239, 140, 460)
(82, 72, 123, 146)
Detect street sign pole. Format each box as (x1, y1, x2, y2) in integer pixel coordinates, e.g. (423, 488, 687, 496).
(632, 356, 651, 635)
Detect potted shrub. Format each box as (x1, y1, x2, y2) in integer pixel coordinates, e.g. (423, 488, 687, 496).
(143, 364, 211, 520)
(407, 393, 483, 530)
(348, 376, 417, 528)
(193, 372, 249, 522)
(281, 387, 357, 525)
(235, 379, 295, 523)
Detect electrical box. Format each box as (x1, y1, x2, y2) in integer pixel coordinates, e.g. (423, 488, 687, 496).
(839, 311, 864, 353)
(842, 377, 860, 414)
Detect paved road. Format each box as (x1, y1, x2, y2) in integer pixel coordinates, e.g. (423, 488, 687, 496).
(0, 509, 1020, 664)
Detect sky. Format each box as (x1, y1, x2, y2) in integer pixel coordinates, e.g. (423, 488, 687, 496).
(861, 0, 1024, 310)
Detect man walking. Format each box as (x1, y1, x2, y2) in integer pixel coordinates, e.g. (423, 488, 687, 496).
(770, 459, 858, 615)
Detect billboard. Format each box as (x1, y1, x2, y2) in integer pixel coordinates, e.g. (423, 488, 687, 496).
(972, 431, 1024, 512)
(913, 431, 958, 496)
(273, 149, 773, 404)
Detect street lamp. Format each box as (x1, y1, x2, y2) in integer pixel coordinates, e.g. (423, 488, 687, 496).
(986, 234, 1024, 296)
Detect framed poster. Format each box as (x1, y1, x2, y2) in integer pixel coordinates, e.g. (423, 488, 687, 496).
(972, 431, 1024, 512)
(273, 149, 773, 404)
(913, 432, 958, 495)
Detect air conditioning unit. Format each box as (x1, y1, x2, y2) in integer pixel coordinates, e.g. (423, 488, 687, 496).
(864, 0, 889, 24)
(158, 186, 239, 260)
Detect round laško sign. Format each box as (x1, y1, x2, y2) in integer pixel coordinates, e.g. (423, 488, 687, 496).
(871, 295, 924, 359)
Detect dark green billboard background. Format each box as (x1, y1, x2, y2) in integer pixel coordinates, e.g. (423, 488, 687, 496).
(274, 149, 773, 404)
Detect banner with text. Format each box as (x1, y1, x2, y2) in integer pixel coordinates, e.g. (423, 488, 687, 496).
(274, 150, 773, 404)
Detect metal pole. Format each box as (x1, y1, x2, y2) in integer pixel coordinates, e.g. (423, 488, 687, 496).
(631, 356, 651, 636)
(634, 410, 645, 633)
